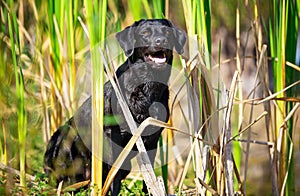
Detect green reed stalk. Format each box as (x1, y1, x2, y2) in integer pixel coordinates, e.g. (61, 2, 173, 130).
(84, 0, 107, 194)
(45, 0, 82, 132)
(142, 0, 153, 18)
(128, 0, 143, 20)
(128, 0, 159, 20)
(47, 0, 63, 86)
(153, 0, 164, 18)
(284, 1, 298, 195)
(182, 2, 198, 191)
(233, 1, 242, 192)
(197, 2, 214, 193)
(47, 0, 64, 129)
(269, 0, 299, 195)
(159, 136, 168, 191)
(0, 4, 8, 168)
(269, 0, 286, 190)
(66, 0, 76, 107)
(182, 0, 218, 194)
(197, 0, 211, 68)
(8, 4, 27, 190)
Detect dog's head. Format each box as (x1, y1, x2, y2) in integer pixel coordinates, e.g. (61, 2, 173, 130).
(116, 19, 186, 68)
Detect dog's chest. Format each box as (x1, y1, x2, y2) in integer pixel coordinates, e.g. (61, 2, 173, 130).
(125, 81, 169, 121)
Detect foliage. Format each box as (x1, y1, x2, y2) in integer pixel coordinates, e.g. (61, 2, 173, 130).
(0, 0, 299, 195)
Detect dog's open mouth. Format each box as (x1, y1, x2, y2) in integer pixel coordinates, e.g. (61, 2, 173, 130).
(145, 51, 167, 64)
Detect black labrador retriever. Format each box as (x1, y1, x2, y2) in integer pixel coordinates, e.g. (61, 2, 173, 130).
(44, 19, 186, 195)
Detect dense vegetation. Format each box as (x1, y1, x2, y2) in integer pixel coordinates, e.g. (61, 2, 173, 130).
(0, 0, 299, 195)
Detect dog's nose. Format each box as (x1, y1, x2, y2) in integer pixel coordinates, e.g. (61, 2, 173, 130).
(155, 37, 167, 46)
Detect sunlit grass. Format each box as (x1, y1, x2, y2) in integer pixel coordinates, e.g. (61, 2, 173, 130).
(269, 0, 299, 195)
(84, 0, 107, 194)
(8, 0, 27, 191)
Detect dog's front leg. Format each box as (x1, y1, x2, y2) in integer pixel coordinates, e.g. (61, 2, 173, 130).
(108, 126, 129, 195)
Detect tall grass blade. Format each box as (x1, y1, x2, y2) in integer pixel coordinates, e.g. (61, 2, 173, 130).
(284, 1, 298, 195)
(84, 0, 107, 194)
(47, 0, 63, 129)
(153, 0, 164, 18)
(269, 1, 299, 194)
(141, 0, 152, 18)
(223, 71, 238, 195)
(128, 0, 142, 20)
(159, 136, 168, 191)
(234, 2, 243, 192)
(8, 7, 27, 191)
(66, 0, 76, 108)
(197, 0, 211, 68)
(269, 0, 286, 191)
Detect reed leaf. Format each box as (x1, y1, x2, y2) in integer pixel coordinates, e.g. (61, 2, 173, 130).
(84, 0, 107, 194)
(153, 0, 164, 18)
(2, 1, 300, 195)
(8, 5, 27, 190)
(269, 1, 299, 195)
(284, 1, 298, 195)
(65, 0, 76, 106)
(233, 1, 242, 192)
(128, 0, 142, 20)
(47, 0, 64, 129)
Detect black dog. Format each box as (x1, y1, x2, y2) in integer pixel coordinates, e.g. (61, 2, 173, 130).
(44, 19, 186, 195)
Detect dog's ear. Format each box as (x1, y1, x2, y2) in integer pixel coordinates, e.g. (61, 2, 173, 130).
(116, 20, 144, 57)
(162, 19, 186, 54)
(172, 27, 186, 55)
(116, 26, 134, 57)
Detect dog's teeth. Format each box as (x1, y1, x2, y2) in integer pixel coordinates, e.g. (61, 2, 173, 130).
(154, 57, 166, 63)
(149, 55, 166, 64)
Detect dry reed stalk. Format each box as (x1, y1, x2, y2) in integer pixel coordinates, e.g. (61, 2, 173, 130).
(258, 44, 279, 195)
(195, 177, 218, 196)
(223, 71, 238, 195)
(236, 0, 243, 133)
(0, 163, 35, 181)
(256, 80, 300, 105)
(233, 3, 244, 194)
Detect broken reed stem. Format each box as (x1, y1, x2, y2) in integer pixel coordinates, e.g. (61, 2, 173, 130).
(0, 162, 34, 181)
(256, 80, 300, 105)
(223, 71, 238, 195)
(242, 31, 262, 193)
(228, 111, 268, 142)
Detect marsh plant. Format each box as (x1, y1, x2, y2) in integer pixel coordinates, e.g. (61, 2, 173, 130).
(0, 0, 299, 195)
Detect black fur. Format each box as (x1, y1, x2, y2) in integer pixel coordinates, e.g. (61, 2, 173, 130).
(44, 19, 186, 195)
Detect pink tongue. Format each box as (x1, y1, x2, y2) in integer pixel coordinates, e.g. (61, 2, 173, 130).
(149, 56, 166, 64)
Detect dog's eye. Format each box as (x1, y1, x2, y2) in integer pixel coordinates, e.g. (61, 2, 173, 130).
(165, 29, 171, 35)
(141, 30, 150, 36)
